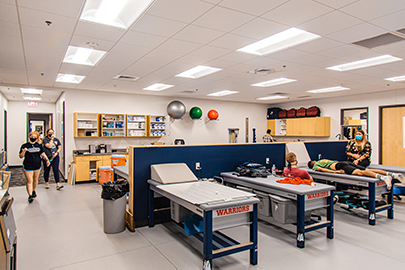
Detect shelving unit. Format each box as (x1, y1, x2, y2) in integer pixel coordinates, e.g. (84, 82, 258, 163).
(100, 113, 125, 137)
(147, 115, 167, 137)
(74, 112, 99, 138)
(126, 114, 147, 137)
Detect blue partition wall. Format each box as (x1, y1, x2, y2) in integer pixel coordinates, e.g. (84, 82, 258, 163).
(305, 141, 348, 161)
(132, 144, 285, 225)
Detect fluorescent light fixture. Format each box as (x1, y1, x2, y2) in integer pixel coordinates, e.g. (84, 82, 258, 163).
(256, 95, 288, 101)
(80, 0, 155, 29)
(307, 86, 350, 93)
(143, 83, 174, 91)
(23, 96, 42, 101)
(21, 88, 42, 95)
(237, 27, 321, 56)
(175, 65, 222, 79)
(326, 55, 402, 72)
(207, 90, 239, 97)
(63, 46, 107, 66)
(56, 73, 86, 84)
(251, 78, 296, 87)
(385, 75, 405, 82)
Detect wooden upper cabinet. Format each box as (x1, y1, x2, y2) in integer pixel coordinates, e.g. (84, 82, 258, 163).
(267, 117, 330, 137)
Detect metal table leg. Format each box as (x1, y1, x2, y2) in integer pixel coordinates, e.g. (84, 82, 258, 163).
(326, 190, 334, 239)
(149, 186, 154, 228)
(203, 211, 213, 270)
(368, 183, 376, 225)
(250, 204, 258, 265)
(296, 195, 305, 248)
(387, 180, 394, 219)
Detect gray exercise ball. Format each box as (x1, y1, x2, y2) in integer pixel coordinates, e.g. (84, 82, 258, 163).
(167, 100, 186, 119)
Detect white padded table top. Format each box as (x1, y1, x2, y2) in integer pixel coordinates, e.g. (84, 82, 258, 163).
(156, 181, 255, 205)
(303, 167, 380, 183)
(368, 164, 405, 173)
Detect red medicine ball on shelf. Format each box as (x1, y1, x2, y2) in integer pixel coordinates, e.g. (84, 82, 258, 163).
(208, 109, 219, 120)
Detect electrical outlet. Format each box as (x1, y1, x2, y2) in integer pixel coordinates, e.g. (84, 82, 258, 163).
(266, 158, 270, 164)
(196, 162, 201, 170)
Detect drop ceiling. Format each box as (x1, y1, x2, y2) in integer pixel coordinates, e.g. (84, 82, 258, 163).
(1, 0, 405, 104)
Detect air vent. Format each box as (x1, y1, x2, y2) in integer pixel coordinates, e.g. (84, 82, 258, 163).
(352, 32, 405, 49)
(297, 95, 311, 99)
(248, 68, 276, 75)
(113, 75, 140, 81)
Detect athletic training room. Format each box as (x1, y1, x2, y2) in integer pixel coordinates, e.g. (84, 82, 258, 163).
(1, 0, 405, 269)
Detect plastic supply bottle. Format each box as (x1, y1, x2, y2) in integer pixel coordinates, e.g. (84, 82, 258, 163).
(272, 164, 276, 176)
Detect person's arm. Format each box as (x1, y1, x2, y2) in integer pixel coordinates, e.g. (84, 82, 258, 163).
(44, 137, 53, 149)
(19, 147, 27, 159)
(316, 167, 342, 173)
(54, 144, 61, 158)
(40, 152, 51, 166)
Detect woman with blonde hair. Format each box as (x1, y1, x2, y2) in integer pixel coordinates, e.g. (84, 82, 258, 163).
(346, 129, 371, 167)
(19, 131, 50, 203)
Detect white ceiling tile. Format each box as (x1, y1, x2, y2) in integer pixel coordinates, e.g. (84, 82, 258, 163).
(231, 18, 286, 40)
(23, 39, 66, 70)
(176, 54, 216, 66)
(326, 23, 386, 44)
(145, 49, 183, 63)
(298, 10, 363, 36)
(0, 2, 18, 23)
(21, 25, 71, 46)
(192, 6, 255, 32)
(95, 52, 146, 75)
(244, 57, 282, 68)
(294, 38, 343, 53)
(76, 79, 106, 90)
(120, 31, 167, 48)
(313, 0, 360, 9)
(262, 0, 333, 27)
(208, 33, 255, 50)
(172, 25, 225, 44)
(18, 7, 77, 33)
(58, 63, 93, 76)
(0, 21, 20, 38)
(70, 35, 116, 52)
(189, 45, 232, 60)
(0, 35, 25, 69)
(52, 81, 78, 89)
(18, 0, 83, 18)
(271, 49, 310, 61)
(146, 0, 214, 23)
(370, 9, 405, 32)
(0, 0, 15, 5)
(340, 0, 405, 21)
(158, 39, 202, 54)
(317, 44, 369, 59)
(219, 51, 258, 63)
(28, 74, 59, 87)
(219, 0, 289, 16)
(291, 53, 333, 65)
(378, 60, 405, 72)
(97, 80, 132, 91)
(0, 67, 27, 85)
(130, 14, 187, 38)
(75, 21, 126, 43)
(203, 59, 237, 69)
(109, 43, 151, 59)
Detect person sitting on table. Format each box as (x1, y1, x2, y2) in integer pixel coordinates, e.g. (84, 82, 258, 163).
(346, 129, 371, 167)
(284, 152, 313, 180)
(262, 129, 275, 142)
(307, 159, 404, 190)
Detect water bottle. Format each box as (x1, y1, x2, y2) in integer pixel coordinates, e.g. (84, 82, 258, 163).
(272, 164, 276, 176)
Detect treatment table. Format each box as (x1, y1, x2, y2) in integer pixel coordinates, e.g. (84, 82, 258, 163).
(148, 163, 259, 270)
(220, 172, 335, 248)
(113, 165, 128, 180)
(306, 169, 394, 225)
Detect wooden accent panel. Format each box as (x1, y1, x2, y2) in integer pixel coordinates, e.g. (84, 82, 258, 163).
(382, 106, 405, 166)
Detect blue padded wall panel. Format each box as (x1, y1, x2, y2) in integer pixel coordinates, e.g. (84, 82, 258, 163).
(132, 144, 285, 224)
(305, 141, 347, 162)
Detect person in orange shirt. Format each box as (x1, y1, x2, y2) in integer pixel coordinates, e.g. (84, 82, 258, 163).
(283, 152, 313, 180)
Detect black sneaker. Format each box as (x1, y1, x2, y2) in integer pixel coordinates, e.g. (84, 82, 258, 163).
(28, 195, 34, 203)
(32, 190, 37, 198)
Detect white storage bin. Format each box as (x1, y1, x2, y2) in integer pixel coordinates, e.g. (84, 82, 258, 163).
(270, 194, 311, 224)
(254, 190, 271, 217)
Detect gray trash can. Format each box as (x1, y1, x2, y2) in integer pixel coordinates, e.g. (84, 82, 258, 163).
(101, 180, 129, 234)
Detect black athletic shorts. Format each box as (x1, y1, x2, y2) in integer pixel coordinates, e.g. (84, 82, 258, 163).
(335, 161, 366, 175)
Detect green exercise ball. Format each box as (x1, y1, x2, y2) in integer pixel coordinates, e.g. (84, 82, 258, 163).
(189, 107, 202, 119)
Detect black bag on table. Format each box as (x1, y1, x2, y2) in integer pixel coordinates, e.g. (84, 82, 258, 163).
(267, 107, 282, 119)
(235, 161, 270, 178)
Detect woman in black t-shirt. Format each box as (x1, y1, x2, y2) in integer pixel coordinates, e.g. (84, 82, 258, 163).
(19, 131, 50, 203)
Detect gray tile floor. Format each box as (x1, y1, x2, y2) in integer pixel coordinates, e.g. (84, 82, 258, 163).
(10, 183, 405, 270)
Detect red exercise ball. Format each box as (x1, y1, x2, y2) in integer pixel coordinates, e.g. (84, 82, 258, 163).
(208, 109, 219, 120)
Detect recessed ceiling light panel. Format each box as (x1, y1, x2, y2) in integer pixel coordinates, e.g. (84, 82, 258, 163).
(23, 96, 42, 101)
(251, 78, 296, 87)
(21, 88, 43, 95)
(385, 75, 405, 82)
(175, 65, 222, 79)
(326, 55, 402, 72)
(56, 73, 86, 84)
(256, 95, 288, 101)
(63, 46, 107, 66)
(306, 86, 350, 93)
(237, 27, 321, 56)
(143, 83, 174, 91)
(207, 90, 239, 97)
(80, 0, 155, 29)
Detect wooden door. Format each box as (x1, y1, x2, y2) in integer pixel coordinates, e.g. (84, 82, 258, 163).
(75, 160, 89, 182)
(382, 106, 405, 166)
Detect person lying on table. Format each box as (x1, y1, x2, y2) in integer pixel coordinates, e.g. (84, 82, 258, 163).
(284, 152, 313, 180)
(307, 159, 404, 190)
